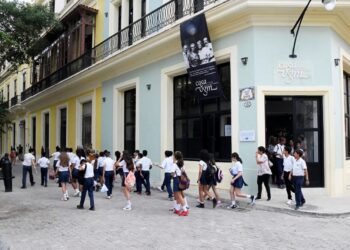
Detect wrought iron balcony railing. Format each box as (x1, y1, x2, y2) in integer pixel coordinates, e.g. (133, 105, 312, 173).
(10, 95, 19, 107)
(21, 0, 217, 102)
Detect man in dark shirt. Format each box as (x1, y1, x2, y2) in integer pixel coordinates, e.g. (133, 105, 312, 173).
(1, 153, 12, 192)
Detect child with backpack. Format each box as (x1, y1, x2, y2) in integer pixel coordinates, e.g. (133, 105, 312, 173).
(118, 151, 135, 211)
(227, 152, 255, 209)
(172, 151, 189, 216)
(196, 149, 214, 208)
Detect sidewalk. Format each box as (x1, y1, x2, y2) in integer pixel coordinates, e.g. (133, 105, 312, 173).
(153, 183, 350, 217)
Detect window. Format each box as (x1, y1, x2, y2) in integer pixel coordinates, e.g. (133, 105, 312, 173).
(174, 63, 231, 161)
(7, 85, 9, 101)
(344, 72, 350, 158)
(124, 89, 136, 153)
(22, 72, 26, 91)
(60, 108, 67, 149)
(14, 80, 17, 96)
(44, 113, 50, 154)
(82, 101, 92, 148)
(32, 117, 36, 150)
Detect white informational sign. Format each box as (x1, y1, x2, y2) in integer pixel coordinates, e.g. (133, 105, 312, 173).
(224, 125, 231, 137)
(239, 130, 255, 142)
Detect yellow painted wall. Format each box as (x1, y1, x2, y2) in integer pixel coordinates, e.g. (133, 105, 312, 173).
(50, 107, 56, 153)
(35, 111, 41, 156)
(95, 86, 102, 150)
(94, 0, 105, 44)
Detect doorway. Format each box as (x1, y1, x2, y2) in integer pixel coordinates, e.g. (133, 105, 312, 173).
(124, 89, 136, 153)
(265, 96, 324, 187)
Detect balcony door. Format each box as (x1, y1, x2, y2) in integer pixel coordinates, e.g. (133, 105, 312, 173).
(124, 89, 136, 153)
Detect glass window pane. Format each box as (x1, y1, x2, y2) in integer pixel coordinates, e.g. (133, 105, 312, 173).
(346, 117, 350, 157)
(296, 131, 318, 163)
(295, 100, 318, 128)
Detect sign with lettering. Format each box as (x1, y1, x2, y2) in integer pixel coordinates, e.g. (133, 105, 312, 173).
(180, 14, 223, 100)
(276, 62, 311, 84)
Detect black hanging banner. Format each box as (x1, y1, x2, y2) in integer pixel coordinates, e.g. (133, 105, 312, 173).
(180, 14, 223, 100)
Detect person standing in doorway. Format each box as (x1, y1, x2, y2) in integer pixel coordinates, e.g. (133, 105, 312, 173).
(1, 153, 12, 192)
(255, 146, 272, 201)
(289, 149, 309, 210)
(37, 152, 50, 187)
(274, 137, 286, 189)
(21, 148, 36, 189)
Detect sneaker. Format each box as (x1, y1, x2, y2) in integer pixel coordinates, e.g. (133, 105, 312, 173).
(212, 198, 217, 208)
(255, 196, 261, 200)
(157, 187, 164, 192)
(250, 195, 256, 204)
(31, 182, 35, 186)
(89, 207, 95, 211)
(20, 186, 26, 189)
(267, 197, 271, 201)
(62, 195, 68, 201)
(215, 201, 222, 208)
(168, 197, 174, 201)
(295, 205, 300, 210)
(227, 204, 237, 209)
(76, 205, 84, 209)
(123, 205, 132, 211)
(179, 210, 189, 216)
(286, 199, 293, 205)
(173, 209, 181, 215)
(74, 191, 80, 197)
(196, 203, 204, 208)
(106, 196, 111, 199)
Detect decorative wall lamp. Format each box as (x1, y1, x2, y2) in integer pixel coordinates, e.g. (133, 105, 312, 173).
(334, 58, 340, 66)
(241, 57, 248, 65)
(289, 0, 336, 58)
(146, 84, 151, 90)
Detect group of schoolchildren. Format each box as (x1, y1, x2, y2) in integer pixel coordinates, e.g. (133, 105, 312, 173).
(17, 140, 309, 214)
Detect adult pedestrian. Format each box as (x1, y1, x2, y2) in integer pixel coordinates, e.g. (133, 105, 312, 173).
(289, 149, 309, 210)
(21, 148, 36, 189)
(37, 152, 50, 187)
(227, 152, 255, 209)
(1, 153, 12, 192)
(255, 146, 272, 201)
(77, 159, 95, 211)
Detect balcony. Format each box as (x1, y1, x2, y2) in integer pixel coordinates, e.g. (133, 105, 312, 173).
(20, 0, 217, 102)
(10, 96, 19, 107)
(0, 100, 9, 109)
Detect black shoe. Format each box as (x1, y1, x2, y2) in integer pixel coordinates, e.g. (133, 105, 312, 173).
(77, 205, 84, 209)
(267, 197, 271, 201)
(133, 190, 138, 193)
(146, 192, 151, 196)
(227, 204, 237, 209)
(41, 184, 44, 186)
(255, 196, 261, 200)
(196, 203, 204, 208)
(31, 182, 35, 186)
(250, 195, 256, 204)
(89, 207, 95, 211)
(44, 185, 47, 187)
(20, 186, 26, 189)
(295, 205, 300, 210)
(212, 198, 217, 208)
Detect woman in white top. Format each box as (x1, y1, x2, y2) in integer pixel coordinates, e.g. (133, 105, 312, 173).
(283, 146, 296, 205)
(171, 151, 188, 216)
(37, 152, 50, 187)
(56, 152, 71, 201)
(255, 146, 272, 201)
(289, 149, 309, 210)
(77, 159, 95, 210)
(227, 152, 255, 209)
(102, 151, 115, 199)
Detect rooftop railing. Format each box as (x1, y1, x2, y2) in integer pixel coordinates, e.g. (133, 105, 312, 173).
(21, 0, 217, 102)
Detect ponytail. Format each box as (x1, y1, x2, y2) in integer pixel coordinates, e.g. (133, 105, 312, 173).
(231, 152, 243, 164)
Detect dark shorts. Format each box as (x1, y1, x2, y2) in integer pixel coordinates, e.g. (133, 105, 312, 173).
(231, 175, 244, 189)
(173, 176, 181, 192)
(59, 171, 69, 183)
(200, 172, 208, 185)
(98, 168, 104, 178)
(121, 172, 129, 187)
(71, 168, 79, 180)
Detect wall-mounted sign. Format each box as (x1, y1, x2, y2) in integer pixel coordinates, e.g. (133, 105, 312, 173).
(239, 87, 255, 101)
(239, 130, 255, 142)
(276, 62, 311, 84)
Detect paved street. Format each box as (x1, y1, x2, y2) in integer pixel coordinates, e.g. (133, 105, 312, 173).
(0, 164, 350, 250)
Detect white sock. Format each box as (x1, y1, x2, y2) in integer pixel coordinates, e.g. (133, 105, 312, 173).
(127, 200, 131, 206)
(231, 200, 236, 206)
(184, 197, 188, 207)
(173, 200, 177, 209)
(246, 195, 251, 198)
(175, 203, 181, 211)
(182, 205, 187, 212)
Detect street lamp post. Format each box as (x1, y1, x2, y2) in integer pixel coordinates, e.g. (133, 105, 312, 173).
(289, 0, 337, 58)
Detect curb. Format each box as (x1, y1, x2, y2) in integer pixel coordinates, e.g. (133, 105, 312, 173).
(150, 186, 350, 218)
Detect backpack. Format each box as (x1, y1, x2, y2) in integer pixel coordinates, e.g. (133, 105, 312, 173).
(179, 171, 190, 190)
(125, 171, 136, 189)
(206, 162, 216, 178)
(215, 166, 223, 183)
